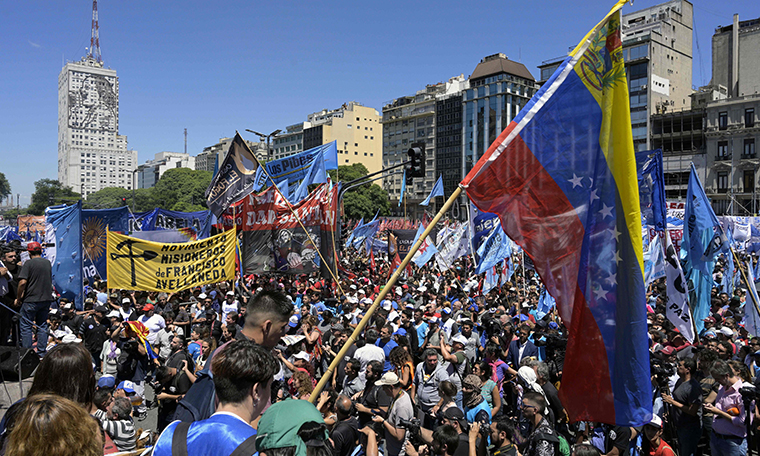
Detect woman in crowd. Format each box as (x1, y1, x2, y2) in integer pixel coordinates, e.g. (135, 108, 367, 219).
(390, 346, 415, 391)
(195, 337, 217, 373)
(473, 361, 502, 417)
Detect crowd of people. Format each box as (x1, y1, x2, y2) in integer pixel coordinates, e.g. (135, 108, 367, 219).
(1, 235, 759, 456)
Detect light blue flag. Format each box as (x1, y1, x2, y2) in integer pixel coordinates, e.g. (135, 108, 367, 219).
(46, 202, 84, 310)
(351, 219, 380, 250)
(536, 288, 556, 320)
(644, 234, 665, 286)
(744, 259, 760, 337)
(411, 224, 438, 268)
(293, 151, 327, 202)
(420, 175, 444, 206)
(252, 141, 338, 192)
(483, 266, 498, 295)
(399, 170, 406, 207)
(682, 163, 726, 276)
(475, 219, 512, 275)
(346, 217, 362, 248)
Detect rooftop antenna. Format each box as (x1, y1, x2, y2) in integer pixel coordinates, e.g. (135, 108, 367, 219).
(184, 128, 188, 155)
(89, 0, 102, 63)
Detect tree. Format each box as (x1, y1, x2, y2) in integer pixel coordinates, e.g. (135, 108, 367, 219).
(84, 187, 131, 209)
(27, 179, 81, 215)
(328, 164, 390, 220)
(0, 172, 10, 202)
(152, 168, 212, 212)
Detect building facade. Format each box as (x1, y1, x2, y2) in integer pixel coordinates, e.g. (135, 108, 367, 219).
(57, 56, 137, 197)
(712, 15, 760, 99)
(195, 137, 266, 173)
(272, 123, 307, 160)
(622, 0, 693, 151)
(136, 152, 196, 189)
(436, 76, 470, 204)
(301, 102, 382, 173)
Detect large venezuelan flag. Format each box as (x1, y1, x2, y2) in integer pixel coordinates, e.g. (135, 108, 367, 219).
(461, 0, 652, 426)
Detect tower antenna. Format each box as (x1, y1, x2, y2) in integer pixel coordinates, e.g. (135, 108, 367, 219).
(184, 128, 188, 155)
(89, 0, 102, 63)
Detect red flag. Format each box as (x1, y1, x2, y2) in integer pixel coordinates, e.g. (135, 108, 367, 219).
(370, 248, 376, 272)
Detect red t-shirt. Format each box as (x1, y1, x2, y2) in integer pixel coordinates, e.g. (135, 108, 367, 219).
(648, 439, 676, 456)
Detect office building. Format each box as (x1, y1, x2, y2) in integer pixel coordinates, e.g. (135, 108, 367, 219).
(195, 137, 266, 173)
(301, 102, 382, 174)
(712, 15, 760, 98)
(57, 55, 137, 197)
(436, 75, 469, 203)
(622, 0, 694, 151)
(136, 152, 196, 189)
(272, 123, 307, 160)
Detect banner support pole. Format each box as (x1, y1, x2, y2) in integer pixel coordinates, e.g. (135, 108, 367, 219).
(309, 186, 463, 403)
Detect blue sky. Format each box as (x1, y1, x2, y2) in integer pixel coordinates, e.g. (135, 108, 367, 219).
(0, 0, 755, 207)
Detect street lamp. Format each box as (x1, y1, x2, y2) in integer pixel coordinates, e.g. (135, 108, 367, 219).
(246, 129, 281, 161)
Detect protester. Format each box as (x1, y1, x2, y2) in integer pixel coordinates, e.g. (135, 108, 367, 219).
(16, 242, 53, 357)
(372, 372, 415, 456)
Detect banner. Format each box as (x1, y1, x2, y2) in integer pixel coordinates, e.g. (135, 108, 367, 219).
(45, 202, 83, 310)
(389, 229, 416, 259)
(206, 132, 261, 217)
(435, 223, 469, 272)
(663, 233, 694, 342)
(16, 215, 45, 234)
(237, 183, 338, 276)
(128, 208, 213, 239)
(107, 230, 235, 292)
(82, 207, 130, 280)
(252, 141, 338, 191)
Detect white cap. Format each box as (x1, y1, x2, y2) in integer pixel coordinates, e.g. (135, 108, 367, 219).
(358, 289, 366, 295)
(226, 291, 235, 296)
(451, 334, 468, 346)
(106, 310, 120, 319)
(293, 352, 311, 362)
(648, 415, 663, 428)
(61, 334, 82, 344)
(382, 300, 392, 311)
(122, 298, 131, 304)
(417, 286, 427, 293)
(718, 327, 734, 337)
(53, 329, 68, 339)
(198, 293, 207, 300)
(350, 284, 357, 290)
(388, 311, 399, 322)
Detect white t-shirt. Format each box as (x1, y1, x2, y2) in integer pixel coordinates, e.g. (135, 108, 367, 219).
(138, 314, 166, 344)
(221, 300, 239, 321)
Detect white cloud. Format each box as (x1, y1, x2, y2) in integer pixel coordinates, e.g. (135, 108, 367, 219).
(28, 40, 41, 48)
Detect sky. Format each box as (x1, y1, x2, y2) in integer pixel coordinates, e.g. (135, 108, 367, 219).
(0, 0, 756, 208)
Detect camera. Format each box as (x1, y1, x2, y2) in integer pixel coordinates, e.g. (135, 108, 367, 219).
(399, 418, 424, 446)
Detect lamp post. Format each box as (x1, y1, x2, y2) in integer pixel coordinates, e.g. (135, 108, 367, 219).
(132, 169, 139, 212)
(246, 129, 281, 161)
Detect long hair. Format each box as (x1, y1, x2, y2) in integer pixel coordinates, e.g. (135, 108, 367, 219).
(6, 394, 102, 456)
(28, 343, 95, 409)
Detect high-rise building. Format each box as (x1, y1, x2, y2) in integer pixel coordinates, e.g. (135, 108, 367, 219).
(712, 15, 760, 98)
(195, 137, 266, 173)
(462, 53, 538, 176)
(382, 80, 457, 213)
(622, 0, 693, 151)
(302, 102, 382, 173)
(57, 55, 137, 197)
(436, 76, 469, 203)
(272, 123, 307, 160)
(136, 152, 196, 189)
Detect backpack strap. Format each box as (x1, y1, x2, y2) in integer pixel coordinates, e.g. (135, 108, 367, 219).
(171, 422, 191, 456)
(229, 435, 258, 456)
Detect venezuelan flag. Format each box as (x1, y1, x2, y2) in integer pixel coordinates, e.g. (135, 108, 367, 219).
(461, 0, 651, 426)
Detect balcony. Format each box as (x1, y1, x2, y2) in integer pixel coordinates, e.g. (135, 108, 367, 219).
(741, 153, 757, 159)
(715, 154, 732, 161)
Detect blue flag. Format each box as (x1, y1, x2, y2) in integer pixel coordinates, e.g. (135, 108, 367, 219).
(637, 149, 667, 232)
(536, 288, 556, 320)
(346, 218, 362, 247)
(293, 151, 327, 202)
(682, 163, 726, 277)
(411, 224, 438, 268)
(399, 170, 406, 207)
(420, 175, 444, 206)
(351, 219, 380, 250)
(46, 202, 84, 310)
(82, 207, 130, 280)
(483, 266, 498, 295)
(475, 219, 512, 275)
(252, 141, 338, 192)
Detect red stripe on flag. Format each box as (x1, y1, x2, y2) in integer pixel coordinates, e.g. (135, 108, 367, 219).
(464, 134, 584, 322)
(559, 286, 615, 423)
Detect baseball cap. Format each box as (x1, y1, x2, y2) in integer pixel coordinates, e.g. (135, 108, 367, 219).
(703, 316, 716, 324)
(94, 305, 109, 314)
(256, 400, 328, 456)
(226, 291, 235, 296)
(288, 315, 299, 328)
(648, 415, 663, 428)
(122, 298, 131, 304)
(62, 302, 73, 310)
(659, 346, 676, 356)
(718, 327, 734, 337)
(443, 407, 467, 427)
(451, 334, 468, 346)
(198, 293, 207, 300)
(117, 381, 136, 394)
(375, 372, 400, 386)
(97, 375, 116, 389)
(143, 303, 155, 312)
(26, 242, 42, 252)
(394, 327, 408, 337)
(106, 310, 120, 319)
(293, 352, 311, 362)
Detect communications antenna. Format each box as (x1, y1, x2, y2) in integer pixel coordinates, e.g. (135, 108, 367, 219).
(89, 0, 102, 63)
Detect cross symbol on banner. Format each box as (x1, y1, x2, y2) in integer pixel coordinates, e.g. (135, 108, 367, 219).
(109, 238, 158, 287)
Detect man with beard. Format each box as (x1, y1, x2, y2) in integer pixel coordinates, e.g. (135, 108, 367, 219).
(165, 335, 195, 371)
(0, 248, 20, 346)
(470, 417, 519, 456)
(406, 425, 460, 456)
(355, 360, 391, 429)
(329, 324, 356, 392)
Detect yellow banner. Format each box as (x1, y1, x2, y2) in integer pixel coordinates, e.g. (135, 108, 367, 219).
(107, 230, 235, 292)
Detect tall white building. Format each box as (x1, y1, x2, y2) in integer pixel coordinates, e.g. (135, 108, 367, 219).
(136, 152, 196, 189)
(57, 55, 137, 197)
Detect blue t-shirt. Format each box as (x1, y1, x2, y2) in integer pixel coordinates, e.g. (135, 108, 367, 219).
(465, 399, 492, 425)
(153, 413, 257, 456)
(376, 338, 398, 372)
(415, 322, 429, 348)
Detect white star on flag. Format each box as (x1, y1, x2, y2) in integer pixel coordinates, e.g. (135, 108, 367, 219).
(594, 287, 607, 301)
(600, 204, 614, 219)
(569, 174, 584, 188)
(590, 189, 599, 202)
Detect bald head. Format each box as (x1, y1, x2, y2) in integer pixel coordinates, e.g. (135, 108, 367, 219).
(336, 395, 353, 418)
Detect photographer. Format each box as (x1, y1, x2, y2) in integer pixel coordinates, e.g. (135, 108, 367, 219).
(372, 372, 415, 456)
(469, 416, 518, 456)
(154, 363, 193, 432)
(420, 408, 471, 456)
(405, 424, 459, 456)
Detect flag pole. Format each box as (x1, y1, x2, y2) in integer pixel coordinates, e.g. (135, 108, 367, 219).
(309, 186, 463, 403)
(731, 247, 760, 320)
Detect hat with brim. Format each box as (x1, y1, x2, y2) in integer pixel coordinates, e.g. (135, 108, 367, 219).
(375, 372, 400, 386)
(256, 400, 328, 456)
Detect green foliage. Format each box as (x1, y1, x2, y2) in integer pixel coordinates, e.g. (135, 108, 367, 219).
(27, 179, 81, 215)
(152, 168, 212, 211)
(84, 187, 131, 209)
(0, 172, 10, 201)
(328, 164, 390, 220)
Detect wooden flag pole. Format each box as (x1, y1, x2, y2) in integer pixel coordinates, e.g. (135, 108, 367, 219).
(309, 186, 463, 403)
(730, 247, 760, 320)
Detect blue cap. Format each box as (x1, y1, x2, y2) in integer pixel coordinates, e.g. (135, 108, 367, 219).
(442, 308, 451, 315)
(97, 375, 115, 389)
(117, 380, 136, 394)
(394, 328, 408, 337)
(549, 322, 559, 329)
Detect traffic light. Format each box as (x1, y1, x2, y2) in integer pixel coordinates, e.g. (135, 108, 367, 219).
(121, 197, 127, 206)
(408, 142, 426, 178)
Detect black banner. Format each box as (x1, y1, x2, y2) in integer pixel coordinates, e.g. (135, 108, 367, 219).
(389, 229, 416, 259)
(205, 132, 260, 217)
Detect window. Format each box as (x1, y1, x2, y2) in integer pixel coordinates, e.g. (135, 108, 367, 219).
(746, 108, 755, 128)
(347, 124, 352, 129)
(744, 170, 755, 192)
(719, 112, 728, 130)
(718, 141, 729, 158)
(718, 172, 729, 192)
(744, 138, 756, 158)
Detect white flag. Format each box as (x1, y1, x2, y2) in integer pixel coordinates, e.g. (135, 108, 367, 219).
(744, 259, 760, 337)
(435, 224, 469, 272)
(663, 232, 694, 342)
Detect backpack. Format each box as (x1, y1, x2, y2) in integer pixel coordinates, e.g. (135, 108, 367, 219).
(173, 346, 221, 422)
(532, 432, 570, 456)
